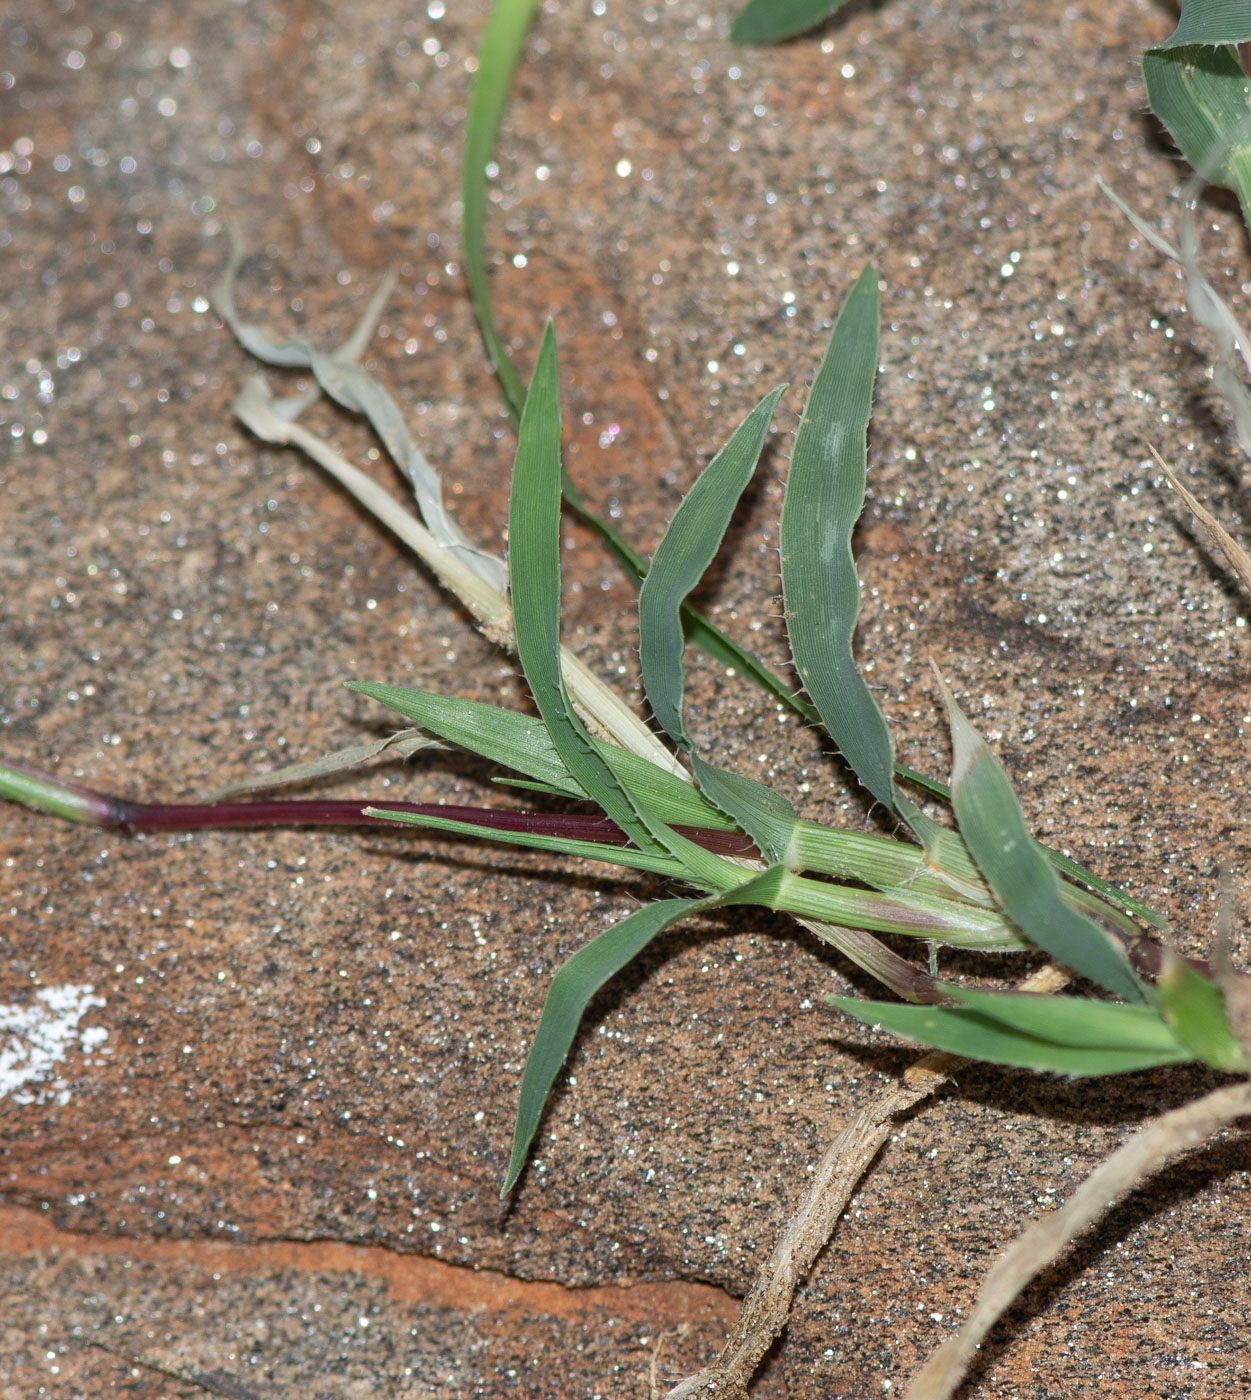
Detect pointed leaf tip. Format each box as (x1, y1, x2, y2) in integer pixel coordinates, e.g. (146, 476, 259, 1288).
(931, 666, 979, 790)
(1158, 949, 1251, 1074)
(940, 680, 1145, 1005)
(502, 895, 703, 1197)
(780, 266, 896, 814)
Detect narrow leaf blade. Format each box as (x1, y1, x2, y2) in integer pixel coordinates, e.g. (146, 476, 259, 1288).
(462, 0, 538, 420)
(638, 384, 801, 859)
(363, 805, 688, 879)
(639, 385, 785, 745)
(780, 266, 896, 812)
(940, 682, 1145, 1004)
(347, 682, 582, 796)
(509, 324, 659, 851)
(1041, 845, 1169, 930)
(831, 997, 1193, 1075)
(510, 331, 739, 889)
(503, 896, 702, 1195)
(943, 987, 1186, 1054)
(1157, 949, 1251, 1073)
(503, 864, 788, 1196)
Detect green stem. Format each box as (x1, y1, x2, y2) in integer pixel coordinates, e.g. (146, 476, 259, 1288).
(774, 870, 1026, 950)
(0, 761, 114, 826)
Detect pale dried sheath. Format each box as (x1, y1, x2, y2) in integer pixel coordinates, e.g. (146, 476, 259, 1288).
(231, 376, 687, 777)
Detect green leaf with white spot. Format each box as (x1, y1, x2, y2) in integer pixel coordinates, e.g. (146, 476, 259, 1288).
(780, 266, 896, 813)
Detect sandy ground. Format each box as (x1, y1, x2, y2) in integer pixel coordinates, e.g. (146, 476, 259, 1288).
(2, 1, 1249, 1396)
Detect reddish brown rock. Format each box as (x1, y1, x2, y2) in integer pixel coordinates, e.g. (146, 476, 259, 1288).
(3, 0, 1249, 1396)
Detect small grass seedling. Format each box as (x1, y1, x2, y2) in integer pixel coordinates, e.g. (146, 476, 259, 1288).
(5, 260, 1250, 1399)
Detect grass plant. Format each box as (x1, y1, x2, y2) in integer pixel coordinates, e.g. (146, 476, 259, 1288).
(5, 250, 1250, 1395)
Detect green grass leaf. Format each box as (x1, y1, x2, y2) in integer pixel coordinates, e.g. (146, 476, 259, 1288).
(363, 805, 690, 880)
(940, 681, 1146, 1004)
(638, 384, 802, 860)
(509, 323, 662, 853)
(509, 326, 741, 892)
(502, 895, 703, 1195)
(563, 453, 822, 728)
(942, 987, 1187, 1053)
(1142, 44, 1251, 228)
(462, 0, 538, 421)
(730, 0, 849, 45)
(503, 866, 789, 1196)
(348, 682, 580, 793)
(1157, 949, 1251, 1073)
(780, 266, 896, 813)
(1151, 0, 1251, 49)
(347, 681, 736, 831)
(1040, 847, 1170, 931)
(490, 776, 585, 798)
(640, 385, 786, 747)
(830, 995, 1194, 1075)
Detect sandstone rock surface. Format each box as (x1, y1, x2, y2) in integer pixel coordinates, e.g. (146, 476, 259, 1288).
(2, 1, 1249, 1396)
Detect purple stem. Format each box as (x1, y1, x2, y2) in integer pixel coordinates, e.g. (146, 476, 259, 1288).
(1, 759, 757, 856)
(5, 760, 1228, 1000)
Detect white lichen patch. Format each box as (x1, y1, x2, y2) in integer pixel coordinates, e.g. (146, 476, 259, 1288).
(0, 983, 110, 1106)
